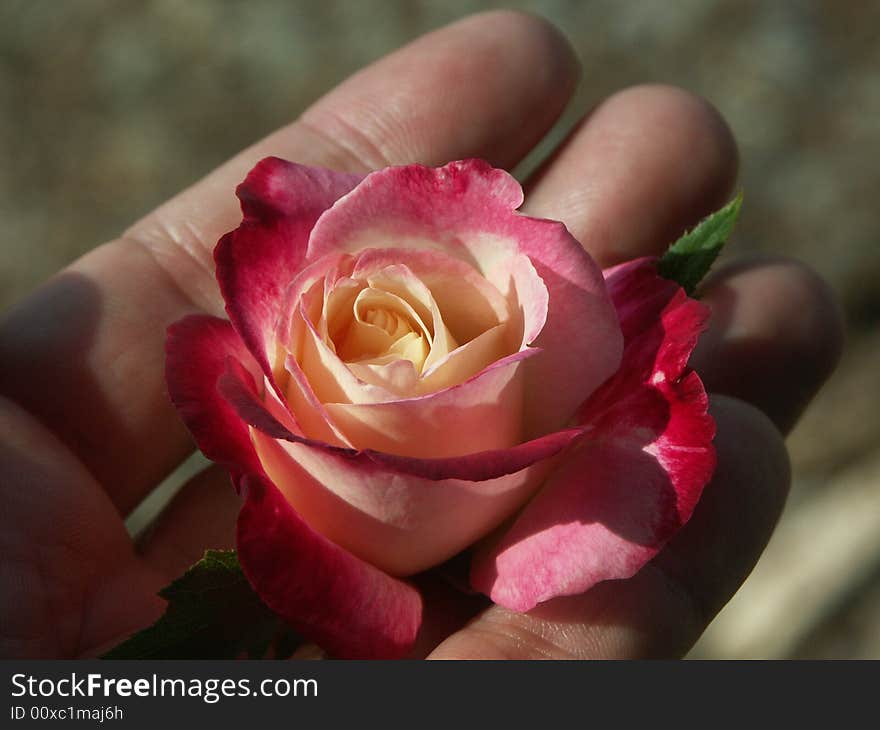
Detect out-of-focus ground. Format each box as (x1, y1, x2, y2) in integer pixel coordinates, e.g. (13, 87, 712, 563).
(1, 0, 878, 658)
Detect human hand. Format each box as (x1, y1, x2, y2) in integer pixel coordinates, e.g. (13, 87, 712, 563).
(0, 11, 842, 659)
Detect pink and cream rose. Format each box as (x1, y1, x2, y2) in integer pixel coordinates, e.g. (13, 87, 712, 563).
(166, 158, 715, 659)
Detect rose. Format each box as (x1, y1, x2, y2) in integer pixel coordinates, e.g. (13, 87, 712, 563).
(165, 157, 715, 659)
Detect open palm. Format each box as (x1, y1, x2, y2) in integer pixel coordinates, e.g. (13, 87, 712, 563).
(0, 11, 841, 659)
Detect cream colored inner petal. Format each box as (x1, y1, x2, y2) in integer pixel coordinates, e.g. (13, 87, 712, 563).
(319, 264, 465, 379)
(323, 355, 525, 459)
(292, 298, 398, 405)
(334, 287, 434, 370)
(347, 357, 420, 395)
(347, 320, 515, 397)
(322, 277, 362, 344)
(419, 269, 510, 345)
(284, 354, 353, 447)
(277, 250, 534, 452)
(361, 265, 458, 372)
(457, 233, 549, 348)
(419, 321, 512, 392)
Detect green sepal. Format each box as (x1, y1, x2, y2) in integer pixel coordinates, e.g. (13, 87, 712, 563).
(657, 193, 743, 295)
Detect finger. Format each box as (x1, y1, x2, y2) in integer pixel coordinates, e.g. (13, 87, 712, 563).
(523, 84, 738, 266)
(132, 10, 580, 266)
(0, 11, 580, 515)
(693, 256, 845, 434)
(0, 395, 165, 658)
(428, 396, 790, 659)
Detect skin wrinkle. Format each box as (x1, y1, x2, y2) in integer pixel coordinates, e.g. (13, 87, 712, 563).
(126, 229, 226, 318)
(2, 553, 71, 657)
(126, 235, 219, 317)
(293, 115, 385, 174)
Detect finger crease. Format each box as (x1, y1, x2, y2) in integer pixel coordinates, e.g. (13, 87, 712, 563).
(295, 111, 391, 172)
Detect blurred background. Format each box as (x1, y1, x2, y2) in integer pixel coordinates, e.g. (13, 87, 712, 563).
(1, 0, 878, 658)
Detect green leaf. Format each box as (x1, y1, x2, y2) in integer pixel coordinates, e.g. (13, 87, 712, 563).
(102, 550, 301, 659)
(657, 193, 743, 295)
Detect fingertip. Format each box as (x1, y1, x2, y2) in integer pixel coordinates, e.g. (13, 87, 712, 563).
(695, 256, 845, 433)
(620, 83, 739, 190)
(524, 83, 740, 264)
(474, 9, 582, 86)
(602, 83, 740, 237)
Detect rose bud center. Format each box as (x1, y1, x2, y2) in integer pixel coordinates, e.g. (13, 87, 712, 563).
(331, 286, 458, 374)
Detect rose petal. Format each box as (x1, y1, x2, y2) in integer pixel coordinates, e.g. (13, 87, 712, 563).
(293, 283, 537, 457)
(306, 159, 525, 262)
(236, 473, 422, 659)
(165, 314, 264, 480)
(277, 250, 351, 365)
(337, 285, 433, 366)
(351, 247, 509, 344)
(471, 259, 715, 611)
(514, 221, 622, 438)
(250, 429, 556, 575)
(345, 249, 515, 396)
(306, 159, 622, 437)
(346, 356, 421, 395)
(216, 157, 361, 382)
(216, 362, 581, 574)
(418, 322, 510, 393)
(218, 359, 584, 481)
(166, 314, 423, 657)
(283, 352, 353, 447)
(295, 295, 398, 405)
(324, 349, 528, 458)
(293, 247, 517, 404)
